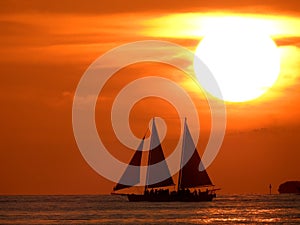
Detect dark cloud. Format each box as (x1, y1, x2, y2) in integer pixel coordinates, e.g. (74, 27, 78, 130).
(0, 21, 40, 35)
(275, 36, 300, 48)
(0, 0, 300, 15)
(0, 17, 142, 47)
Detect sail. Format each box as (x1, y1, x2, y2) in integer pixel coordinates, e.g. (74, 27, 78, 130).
(146, 118, 175, 188)
(178, 120, 213, 189)
(113, 138, 144, 191)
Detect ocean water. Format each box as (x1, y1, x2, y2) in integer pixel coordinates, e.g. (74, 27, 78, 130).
(0, 194, 299, 224)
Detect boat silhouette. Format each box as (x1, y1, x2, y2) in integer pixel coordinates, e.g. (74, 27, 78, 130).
(112, 118, 219, 202)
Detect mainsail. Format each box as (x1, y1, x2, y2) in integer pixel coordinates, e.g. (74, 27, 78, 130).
(145, 118, 175, 188)
(113, 138, 144, 191)
(178, 119, 213, 189)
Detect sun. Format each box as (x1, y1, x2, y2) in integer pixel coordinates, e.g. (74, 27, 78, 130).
(194, 29, 281, 102)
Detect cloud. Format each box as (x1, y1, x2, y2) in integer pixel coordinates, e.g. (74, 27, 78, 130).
(0, 20, 41, 35)
(275, 36, 300, 48)
(0, 13, 147, 48)
(1, 0, 300, 15)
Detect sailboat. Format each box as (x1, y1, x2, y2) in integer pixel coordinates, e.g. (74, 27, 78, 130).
(112, 118, 219, 202)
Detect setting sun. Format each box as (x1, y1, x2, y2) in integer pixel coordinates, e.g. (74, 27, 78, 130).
(194, 25, 281, 102)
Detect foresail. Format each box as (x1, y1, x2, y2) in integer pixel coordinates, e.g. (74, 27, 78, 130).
(146, 119, 174, 188)
(113, 138, 144, 191)
(178, 121, 213, 189)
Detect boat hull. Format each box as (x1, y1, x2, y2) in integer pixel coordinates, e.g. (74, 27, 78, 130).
(127, 192, 215, 202)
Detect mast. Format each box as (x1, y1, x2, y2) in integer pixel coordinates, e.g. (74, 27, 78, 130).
(113, 137, 144, 191)
(145, 118, 174, 189)
(177, 118, 187, 191)
(145, 129, 152, 192)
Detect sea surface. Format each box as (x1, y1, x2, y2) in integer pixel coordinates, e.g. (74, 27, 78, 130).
(0, 194, 299, 224)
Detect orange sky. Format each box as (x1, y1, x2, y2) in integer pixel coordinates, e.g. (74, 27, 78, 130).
(0, 0, 300, 195)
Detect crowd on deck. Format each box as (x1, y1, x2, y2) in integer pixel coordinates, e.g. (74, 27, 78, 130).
(144, 188, 210, 197)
